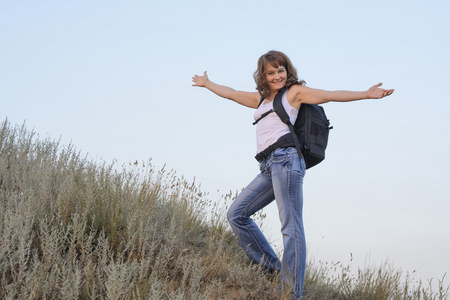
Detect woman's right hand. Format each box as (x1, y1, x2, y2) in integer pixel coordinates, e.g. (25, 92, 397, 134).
(192, 71, 209, 87)
(191, 71, 260, 108)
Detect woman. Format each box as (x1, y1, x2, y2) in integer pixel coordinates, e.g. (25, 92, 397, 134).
(192, 50, 394, 298)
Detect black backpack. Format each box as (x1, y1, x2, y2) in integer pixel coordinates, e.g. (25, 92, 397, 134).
(253, 88, 332, 169)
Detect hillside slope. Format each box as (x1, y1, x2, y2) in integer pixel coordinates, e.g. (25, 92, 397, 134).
(0, 119, 447, 299)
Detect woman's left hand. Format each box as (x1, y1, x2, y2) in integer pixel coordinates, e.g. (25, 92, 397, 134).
(367, 83, 395, 99)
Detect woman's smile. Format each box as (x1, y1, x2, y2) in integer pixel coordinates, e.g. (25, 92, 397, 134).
(265, 65, 287, 92)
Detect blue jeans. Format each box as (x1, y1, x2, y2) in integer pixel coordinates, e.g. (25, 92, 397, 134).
(227, 147, 306, 298)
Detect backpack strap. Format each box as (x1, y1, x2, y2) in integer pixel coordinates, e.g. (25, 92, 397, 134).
(253, 95, 275, 125)
(252, 108, 275, 125)
(272, 89, 305, 161)
(257, 95, 264, 107)
(254, 133, 295, 161)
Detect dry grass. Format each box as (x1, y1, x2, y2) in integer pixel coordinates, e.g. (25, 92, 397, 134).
(0, 118, 448, 299)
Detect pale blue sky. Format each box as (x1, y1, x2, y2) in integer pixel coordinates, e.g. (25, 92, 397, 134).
(1, 0, 449, 288)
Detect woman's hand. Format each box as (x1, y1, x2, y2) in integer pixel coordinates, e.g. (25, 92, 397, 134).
(367, 83, 395, 99)
(192, 71, 209, 87)
(288, 82, 395, 106)
(191, 70, 260, 108)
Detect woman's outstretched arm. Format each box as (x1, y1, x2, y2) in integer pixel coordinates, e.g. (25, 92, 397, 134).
(192, 71, 260, 109)
(288, 83, 395, 106)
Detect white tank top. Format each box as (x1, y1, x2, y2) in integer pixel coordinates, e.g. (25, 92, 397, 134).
(254, 91, 298, 154)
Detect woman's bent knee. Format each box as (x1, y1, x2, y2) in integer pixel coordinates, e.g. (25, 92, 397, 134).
(226, 206, 236, 224)
(227, 204, 245, 226)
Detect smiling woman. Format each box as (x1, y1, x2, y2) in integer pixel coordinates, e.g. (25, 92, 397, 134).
(192, 50, 394, 299)
(253, 51, 306, 101)
(261, 65, 287, 100)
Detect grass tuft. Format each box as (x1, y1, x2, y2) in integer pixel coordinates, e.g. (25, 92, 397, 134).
(0, 118, 448, 299)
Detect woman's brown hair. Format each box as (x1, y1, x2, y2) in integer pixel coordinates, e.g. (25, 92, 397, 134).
(253, 50, 306, 99)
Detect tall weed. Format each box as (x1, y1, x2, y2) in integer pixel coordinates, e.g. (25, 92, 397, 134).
(0, 118, 448, 299)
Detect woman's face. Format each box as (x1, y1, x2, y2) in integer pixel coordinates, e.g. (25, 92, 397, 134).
(265, 64, 287, 94)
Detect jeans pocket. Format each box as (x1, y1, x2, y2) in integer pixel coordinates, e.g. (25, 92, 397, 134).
(259, 161, 265, 173)
(271, 148, 290, 163)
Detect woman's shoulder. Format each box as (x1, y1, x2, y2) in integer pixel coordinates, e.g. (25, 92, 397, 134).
(286, 84, 309, 109)
(288, 83, 308, 92)
(286, 84, 308, 98)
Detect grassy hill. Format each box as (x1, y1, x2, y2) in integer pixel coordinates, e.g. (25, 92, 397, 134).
(0, 118, 448, 299)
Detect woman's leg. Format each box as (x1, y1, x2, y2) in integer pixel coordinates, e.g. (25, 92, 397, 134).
(269, 147, 306, 298)
(227, 162, 281, 271)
